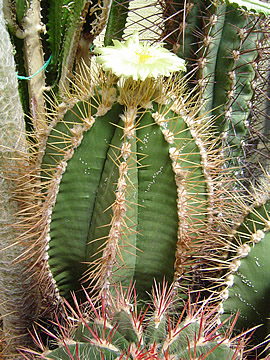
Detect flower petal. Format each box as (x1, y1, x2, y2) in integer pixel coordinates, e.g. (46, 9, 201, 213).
(95, 33, 186, 81)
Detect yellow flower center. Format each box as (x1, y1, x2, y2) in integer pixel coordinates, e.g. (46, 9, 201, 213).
(135, 48, 153, 64)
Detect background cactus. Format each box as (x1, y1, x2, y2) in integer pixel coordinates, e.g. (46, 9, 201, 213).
(0, 0, 270, 359)
(161, 0, 270, 169)
(0, 0, 41, 353)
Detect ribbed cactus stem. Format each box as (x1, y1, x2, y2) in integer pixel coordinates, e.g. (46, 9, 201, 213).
(163, 0, 269, 170)
(37, 64, 229, 308)
(0, 2, 40, 356)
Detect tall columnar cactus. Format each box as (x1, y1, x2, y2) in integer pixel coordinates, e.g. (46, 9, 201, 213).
(1, 0, 270, 358)
(161, 0, 270, 168)
(0, 0, 41, 354)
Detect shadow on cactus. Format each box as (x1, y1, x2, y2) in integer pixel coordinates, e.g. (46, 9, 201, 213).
(21, 280, 252, 360)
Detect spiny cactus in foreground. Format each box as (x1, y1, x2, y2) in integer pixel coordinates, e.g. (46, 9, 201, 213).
(22, 281, 250, 360)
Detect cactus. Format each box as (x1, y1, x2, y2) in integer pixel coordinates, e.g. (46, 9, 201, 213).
(23, 282, 247, 359)
(0, 0, 270, 358)
(161, 0, 270, 168)
(39, 58, 218, 304)
(159, 0, 270, 351)
(0, 0, 40, 353)
(219, 190, 270, 348)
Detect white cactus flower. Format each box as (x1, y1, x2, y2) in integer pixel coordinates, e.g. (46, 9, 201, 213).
(95, 33, 186, 81)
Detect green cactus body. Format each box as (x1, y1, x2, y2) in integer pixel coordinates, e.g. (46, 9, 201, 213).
(197, 2, 227, 116)
(38, 70, 218, 302)
(44, 102, 123, 295)
(173, 0, 203, 62)
(220, 197, 270, 345)
(44, 0, 91, 85)
(200, 4, 262, 163)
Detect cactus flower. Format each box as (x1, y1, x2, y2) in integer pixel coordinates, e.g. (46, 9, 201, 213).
(95, 32, 186, 81)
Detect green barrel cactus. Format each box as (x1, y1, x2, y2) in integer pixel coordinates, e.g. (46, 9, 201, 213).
(38, 35, 216, 303)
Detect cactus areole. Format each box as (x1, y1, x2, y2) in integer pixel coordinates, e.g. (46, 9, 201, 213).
(43, 33, 215, 302)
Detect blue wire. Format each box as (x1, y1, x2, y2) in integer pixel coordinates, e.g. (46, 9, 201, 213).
(17, 55, 52, 80)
